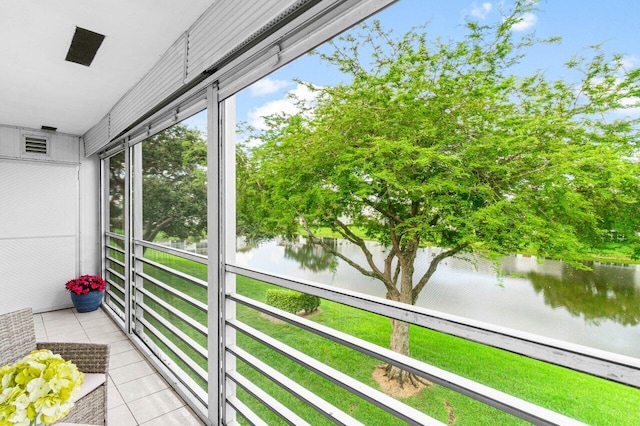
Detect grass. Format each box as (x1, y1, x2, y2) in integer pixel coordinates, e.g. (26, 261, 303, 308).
(106, 248, 640, 425)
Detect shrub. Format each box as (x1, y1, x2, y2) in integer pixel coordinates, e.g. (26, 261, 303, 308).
(265, 289, 320, 314)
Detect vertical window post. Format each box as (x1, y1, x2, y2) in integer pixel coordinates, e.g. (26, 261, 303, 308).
(222, 95, 237, 424)
(207, 83, 227, 424)
(123, 144, 132, 334)
(132, 143, 144, 335)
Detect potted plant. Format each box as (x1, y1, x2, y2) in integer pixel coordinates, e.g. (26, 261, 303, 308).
(0, 349, 84, 425)
(65, 275, 106, 313)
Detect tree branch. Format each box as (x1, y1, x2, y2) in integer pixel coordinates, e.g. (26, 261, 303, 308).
(329, 218, 395, 288)
(299, 215, 396, 293)
(360, 196, 403, 224)
(143, 217, 174, 242)
(412, 242, 470, 302)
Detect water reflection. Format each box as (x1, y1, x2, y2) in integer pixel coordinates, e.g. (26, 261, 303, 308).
(236, 237, 640, 357)
(282, 238, 338, 273)
(528, 264, 640, 326)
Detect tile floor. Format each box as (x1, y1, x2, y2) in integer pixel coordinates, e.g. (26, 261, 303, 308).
(33, 308, 205, 426)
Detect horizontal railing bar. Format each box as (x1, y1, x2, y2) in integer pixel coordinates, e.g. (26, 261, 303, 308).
(105, 244, 125, 255)
(229, 293, 586, 426)
(136, 316, 208, 382)
(105, 267, 125, 283)
(106, 255, 124, 268)
(102, 303, 125, 325)
(138, 256, 208, 289)
(227, 370, 311, 426)
(226, 264, 640, 388)
(228, 345, 364, 426)
(135, 239, 208, 265)
(227, 395, 269, 426)
(102, 303, 210, 418)
(227, 319, 443, 426)
(136, 270, 208, 313)
(105, 231, 124, 240)
(135, 285, 208, 336)
(105, 278, 125, 296)
(136, 300, 208, 359)
(105, 290, 125, 311)
(130, 322, 210, 408)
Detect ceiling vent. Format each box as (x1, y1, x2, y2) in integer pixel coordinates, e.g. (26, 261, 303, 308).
(23, 135, 49, 156)
(65, 27, 105, 66)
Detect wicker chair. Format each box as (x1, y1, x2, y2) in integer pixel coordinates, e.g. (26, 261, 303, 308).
(0, 308, 109, 425)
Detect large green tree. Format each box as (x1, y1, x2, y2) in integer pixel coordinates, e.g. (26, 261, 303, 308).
(109, 124, 207, 243)
(240, 0, 640, 386)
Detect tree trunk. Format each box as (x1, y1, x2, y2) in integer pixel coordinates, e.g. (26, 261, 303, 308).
(384, 318, 421, 387)
(383, 270, 427, 388)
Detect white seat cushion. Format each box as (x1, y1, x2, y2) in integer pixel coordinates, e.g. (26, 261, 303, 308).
(74, 373, 106, 401)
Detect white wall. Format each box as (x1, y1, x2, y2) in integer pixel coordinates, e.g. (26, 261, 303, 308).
(79, 145, 101, 278)
(0, 125, 99, 313)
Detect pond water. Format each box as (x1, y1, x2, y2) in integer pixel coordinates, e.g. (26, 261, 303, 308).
(235, 237, 640, 359)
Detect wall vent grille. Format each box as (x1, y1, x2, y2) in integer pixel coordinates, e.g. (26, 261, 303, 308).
(23, 135, 49, 155)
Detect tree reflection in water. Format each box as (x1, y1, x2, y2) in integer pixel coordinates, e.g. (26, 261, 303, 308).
(527, 263, 640, 326)
(245, 236, 640, 329)
(282, 237, 338, 273)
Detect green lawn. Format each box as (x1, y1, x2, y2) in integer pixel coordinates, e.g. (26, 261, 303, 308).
(120, 249, 640, 425)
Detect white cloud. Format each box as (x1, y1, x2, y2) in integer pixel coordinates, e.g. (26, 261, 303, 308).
(471, 2, 492, 19)
(621, 55, 640, 70)
(511, 12, 537, 31)
(247, 83, 318, 130)
(249, 78, 291, 96)
(616, 96, 640, 117)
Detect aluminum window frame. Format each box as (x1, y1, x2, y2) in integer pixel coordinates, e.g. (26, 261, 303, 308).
(95, 0, 640, 424)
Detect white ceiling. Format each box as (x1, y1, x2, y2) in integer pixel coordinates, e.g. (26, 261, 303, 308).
(0, 0, 215, 136)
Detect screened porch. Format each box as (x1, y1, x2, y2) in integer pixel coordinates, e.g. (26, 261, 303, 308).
(1, 1, 639, 425)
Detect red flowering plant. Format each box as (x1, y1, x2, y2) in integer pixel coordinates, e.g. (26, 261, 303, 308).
(65, 275, 106, 295)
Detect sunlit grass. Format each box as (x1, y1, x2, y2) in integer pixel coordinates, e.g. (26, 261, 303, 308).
(131, 250, 640, 425)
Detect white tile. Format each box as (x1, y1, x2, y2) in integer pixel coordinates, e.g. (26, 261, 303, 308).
(140, 406, 204, 425)
(108, 386, 125, 409)
(46, 323, 86, 339)
(41, 309, 76, 320)
(127, 388, 184, 424)
(48, 334, 91, 344)
(116, 374, 168, 403)
(45, 315, 81, 328)
(109, 339, 137, 355)
(32, 314, 44, 326)
(89, 330, 127, 344)
(82, 316, 120, 331)
(110, 349, 144, 370)
(84, 324, 122, 338)
(109, 360, 155, 386)
(73, 308, 108, 320)
(108, 404, 138, 426)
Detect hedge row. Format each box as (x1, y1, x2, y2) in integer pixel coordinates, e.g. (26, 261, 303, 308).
(265, 289, 320, 314)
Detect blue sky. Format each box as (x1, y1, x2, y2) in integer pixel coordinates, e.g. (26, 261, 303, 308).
(186, 0, 640, 133)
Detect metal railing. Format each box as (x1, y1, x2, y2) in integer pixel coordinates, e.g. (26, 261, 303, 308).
(100, 234, 640, 425)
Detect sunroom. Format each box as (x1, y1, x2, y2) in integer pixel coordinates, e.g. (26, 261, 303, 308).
(1, 1, 639, 425)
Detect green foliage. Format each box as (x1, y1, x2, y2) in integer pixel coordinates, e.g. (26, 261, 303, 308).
(132, 251, 640, 425)
(265, 289, 320, 314)
(110, 124, 208, 243)
(235, 276, 640, 425)
(237, 0, 640, 364)
(240, 0, 640, 305)
(141, 125, 207, 242)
